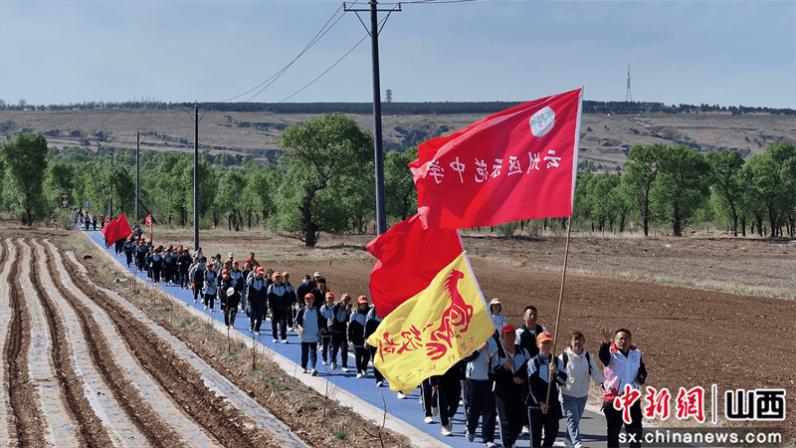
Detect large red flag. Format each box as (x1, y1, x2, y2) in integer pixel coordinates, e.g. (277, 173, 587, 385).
(409, 88, 583, 229)
(101, 213, 133, 244)
(366, 214, 462, 318)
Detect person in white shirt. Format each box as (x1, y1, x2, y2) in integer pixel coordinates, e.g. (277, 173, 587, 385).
(559, 331, 603, 448)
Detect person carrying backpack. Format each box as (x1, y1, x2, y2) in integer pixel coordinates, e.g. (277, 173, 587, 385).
(559, 331, 604, 448)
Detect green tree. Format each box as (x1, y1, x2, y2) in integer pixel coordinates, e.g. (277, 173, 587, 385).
(0, 133, 50, 224)
(649, 145, 710, 236)
(43, 162, 77, 209)
(706, 149, 746, 236)
(241, 168, 278, 228)
(215, 168, 247, 230)
(621, 143, 666, 236)
(584, 173, 621, 232)
(272, 112, 373, 246)
(385, 146, 418, 221)
(744, 142, 796, 237)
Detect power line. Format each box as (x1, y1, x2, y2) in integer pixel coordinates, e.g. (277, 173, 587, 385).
(279, 6, 398, 103)
(218, 3, 346, 103)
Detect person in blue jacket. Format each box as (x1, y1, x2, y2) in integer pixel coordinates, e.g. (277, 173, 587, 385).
(526, 332, 567, 448)
(296, 293, 321, 376)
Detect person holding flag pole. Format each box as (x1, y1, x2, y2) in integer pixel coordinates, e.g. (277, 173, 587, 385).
(145, 214, 153, 242)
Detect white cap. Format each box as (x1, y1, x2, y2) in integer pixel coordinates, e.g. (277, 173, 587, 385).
(228, 252, 234, 258)
(314, 271, 322, 278)
(489, 298, 502, 307)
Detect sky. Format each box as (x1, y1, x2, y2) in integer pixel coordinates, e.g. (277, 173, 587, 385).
(1, 0, 794, 109)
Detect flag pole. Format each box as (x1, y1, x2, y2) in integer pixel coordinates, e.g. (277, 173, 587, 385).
(545, 215, 573, 408)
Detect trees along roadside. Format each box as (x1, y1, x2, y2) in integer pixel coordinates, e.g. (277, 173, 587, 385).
(0, 133, 49, 225)
(271, 112, 373, 247)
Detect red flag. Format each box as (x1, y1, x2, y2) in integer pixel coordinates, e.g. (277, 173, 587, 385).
(101, 213, 133, 244)
(145, 214, 152, 226)
(104, 215, 110, 222)
(366, 214, 462, 318)
(409, 88, 583, 229)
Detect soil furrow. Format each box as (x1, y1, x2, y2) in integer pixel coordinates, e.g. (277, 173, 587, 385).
(29, 240, 113, 447)
(0, 241, 15, 446)
(6, 240, 48, 447)
(43, 242, 196, 448)
(60, 247, 280, 447)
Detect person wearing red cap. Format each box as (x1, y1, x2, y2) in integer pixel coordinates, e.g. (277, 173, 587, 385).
(491, 324, 532, 448)
(599, 327, 646, 448)
(247, 268, 268, 335)
(149, 247, 164, 285)
(348, 296, 371, 378)
(318, 292, 335, 365)
(526, 331, 567, 448)
(267, 272, 290, 343)
(296, 293, 321, 376)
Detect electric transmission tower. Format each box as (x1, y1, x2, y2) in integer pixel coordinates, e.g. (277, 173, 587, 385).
(626, 63, 632, 102)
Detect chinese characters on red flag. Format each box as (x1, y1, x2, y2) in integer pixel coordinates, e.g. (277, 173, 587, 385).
(409, 88, 583, 229)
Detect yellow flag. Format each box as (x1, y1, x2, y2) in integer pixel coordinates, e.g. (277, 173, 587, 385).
(366, 252, 493, 393)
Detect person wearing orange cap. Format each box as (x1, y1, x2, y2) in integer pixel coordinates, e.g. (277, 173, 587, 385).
(246, 267, 268, 335)
(491, 324, 532, 448)
(328, 293, 352, 372)
(526, 331, 567, 448)
(348, 296, 371, 378)
(267, 272, 290, 343)
(318, 291, 335, 365)
(123, 237, 135, 267)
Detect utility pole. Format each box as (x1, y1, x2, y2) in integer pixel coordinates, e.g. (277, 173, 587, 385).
(193, 102, 199, 251)
(136, 132, 140, 221)
(344, 1, 400, 235)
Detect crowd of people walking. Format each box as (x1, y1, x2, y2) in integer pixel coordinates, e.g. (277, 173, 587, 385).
(94, 219, 647, 448)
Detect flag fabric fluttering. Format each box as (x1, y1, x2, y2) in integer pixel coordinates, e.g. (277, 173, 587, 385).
(366, 214, 463, 318)
(409, 88, 583, 229)
(366, 252, 493, 394)
(101, 214, 133, 244)
(145, 214, 153, 226)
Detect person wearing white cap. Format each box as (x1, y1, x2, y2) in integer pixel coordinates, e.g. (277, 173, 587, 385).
(488, 298, 507, 332)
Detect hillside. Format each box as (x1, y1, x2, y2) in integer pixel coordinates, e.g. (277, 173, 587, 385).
(2, 107, 796, 170)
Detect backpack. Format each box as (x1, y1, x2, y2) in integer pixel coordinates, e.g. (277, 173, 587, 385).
(561, 351, 592, 376)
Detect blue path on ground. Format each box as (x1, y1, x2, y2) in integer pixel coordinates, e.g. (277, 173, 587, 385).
(86, 228, 609, 448)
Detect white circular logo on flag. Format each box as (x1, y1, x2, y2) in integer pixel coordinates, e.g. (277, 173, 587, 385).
(529, 107, 555, 137)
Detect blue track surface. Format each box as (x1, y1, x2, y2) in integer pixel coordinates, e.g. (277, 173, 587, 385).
(86, 227, 610, 448)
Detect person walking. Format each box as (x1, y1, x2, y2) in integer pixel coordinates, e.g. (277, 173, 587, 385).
(560, 331, 603, 448)
(329, 293, 351, 372)
(431, 360, 466, 437)
(363, 304, 385, 387)
(267, 272, 290, 343)
(527, 332, 567, 448)
(319, 292, 335, 366)
(488, 298, 507, 332)
(189, 258, 206, 304)
(203, 261, 218, 311)
(348, 296, 370, 378)
(219, 270, 240, 329)
(462, 337, 498, 447)
(491, 325, 532, 448)
(599, 327, 647, 448)
(296, 293, 321, 376)
(247, 267, 268, 335)
(123, 237, 135, 267)
(178, 249, 192, 289)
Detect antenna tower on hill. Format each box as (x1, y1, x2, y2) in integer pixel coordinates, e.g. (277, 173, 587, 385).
(626, 63, 632, 102)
